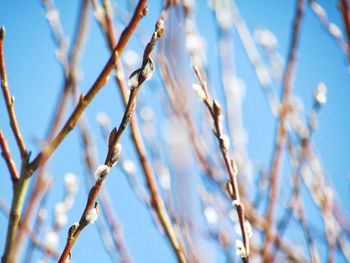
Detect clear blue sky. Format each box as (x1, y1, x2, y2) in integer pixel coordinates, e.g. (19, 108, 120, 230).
(0, 1, 349, 262)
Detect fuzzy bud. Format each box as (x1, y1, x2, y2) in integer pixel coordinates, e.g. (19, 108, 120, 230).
(213, 100, 222, 116)
(44, 230, 59, 251)
(0, 26, 5, 41)
(235, 239, 247, 258)
(85, 202, 99, 224)
(95, 165, 110, 181)
(311, 2, 326, 18)
(64, 173, 79, 195)
(68, 222, 79, 239)
(141, 57, 154, 81)
(220, 134, 230, 150)
(159, 168, 171, 190)
(122, 160, 136, 175)
(314, 82, 327, 106)
(96, 112, 111, 129)
(204, 206, 218, 226)
(156, 19, 164, 38)
(232, 199, 241, 207)
(329, 23, 342, 38)
(110, 144, 122, 166)
(128, 68, 141, 88)
(192, 83, 207, 101)
(244, 220, 252, 238)
(54, 203, 68, 228)
(254, 28, 277, 50)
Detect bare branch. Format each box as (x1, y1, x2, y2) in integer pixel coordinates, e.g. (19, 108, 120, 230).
(0, 26, 27, 159)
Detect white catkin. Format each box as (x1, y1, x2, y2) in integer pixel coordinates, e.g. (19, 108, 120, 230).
(85, 207, 99, 224)
(95, 165, 110, 181)
(204, 206, 218, 225)
(235, 239, 247, 258)
(192, 83, 207, 100)
(64, 173, 78, 195)
(141, 58, 154, 81)
(122, 160, 136, 175)
(315, 82, 327, 105)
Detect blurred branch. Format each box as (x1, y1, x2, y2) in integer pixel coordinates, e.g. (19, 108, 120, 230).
(13, 0, 91, 258)
(262, 0, 305, 261)
(193, 66, 250, 262)
(309, 1, 350, 61)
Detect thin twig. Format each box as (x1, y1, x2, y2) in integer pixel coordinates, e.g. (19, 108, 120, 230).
(0, 130, 19, 182)
(262, 1, 305, 261)
(93, 3, 187, 262)
(193, 66, 249, 262)
(58, 17, 170, 262)
(0, 27, 27, 159)
(79, 118, 133, 263)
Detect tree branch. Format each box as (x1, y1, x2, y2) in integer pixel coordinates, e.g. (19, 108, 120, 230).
(0, 26, 27, 159)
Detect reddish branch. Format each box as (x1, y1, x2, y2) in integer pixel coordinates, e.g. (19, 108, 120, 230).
(262, 0, 305, 261)
(92, 3, 187, 262)
(0, 27, 27, 159)
(58, 17, 187, 263)
(193, 67, 249, 262)
(0, 130, 19, 182)
(79, 118, 133, 263)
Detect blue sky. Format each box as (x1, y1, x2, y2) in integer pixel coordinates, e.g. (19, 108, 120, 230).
(0, 1, 349, 262)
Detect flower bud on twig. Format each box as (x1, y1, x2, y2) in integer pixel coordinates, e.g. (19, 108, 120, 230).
(213, 100, 222, 116)
(0, 26, 5, 41)
(314, 82, 327, 106)
(128, 68, 141, 89)
(141, 57, 154, 81)
(110, 144, 122, 166)
(85, 202, 99, 224)
(95, 165, 110, 181)
(235, 239, 247, 258)
(67, 222, 79, 239)
(192, 83, 207, 101)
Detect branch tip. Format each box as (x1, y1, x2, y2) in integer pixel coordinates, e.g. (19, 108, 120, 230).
(0, 26, 5, 41)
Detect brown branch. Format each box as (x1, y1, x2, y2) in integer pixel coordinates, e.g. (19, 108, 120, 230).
(0, 27, 27, 159)
(58, 17, 175, 262)
(262, 0, 305, 261)
(79, 118, 133, 263)
(93, 3, 187, 262)
(0, 130, 19, 182)
(193, 67, 249, 262)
